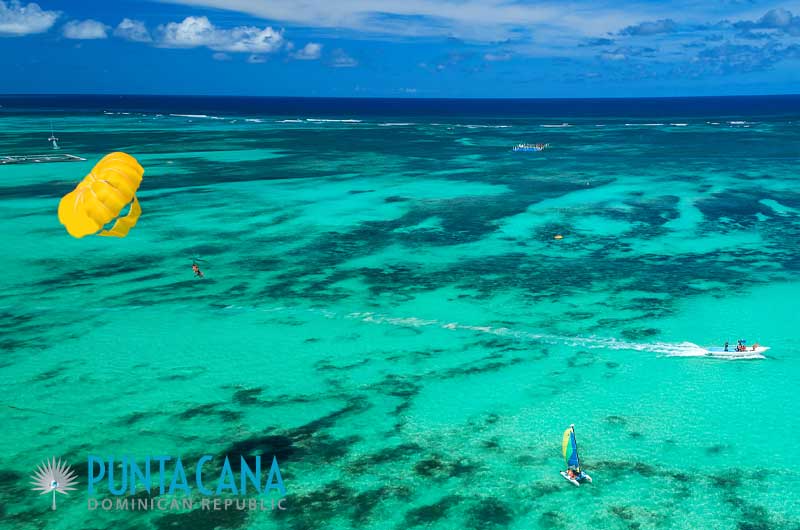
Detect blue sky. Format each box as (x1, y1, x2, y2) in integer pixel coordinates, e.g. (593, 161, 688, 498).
(1, 0, 799, 97)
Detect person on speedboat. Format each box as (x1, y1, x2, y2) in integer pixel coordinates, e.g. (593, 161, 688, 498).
(751, 341, 759, 351)
(723, 341, 729, 352)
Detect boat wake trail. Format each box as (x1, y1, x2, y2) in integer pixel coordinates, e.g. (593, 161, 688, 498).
(344, 311, 715, 358)
(216, 305, 761, 360)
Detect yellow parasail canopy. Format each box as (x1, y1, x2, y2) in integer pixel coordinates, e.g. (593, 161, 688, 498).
(58, 152, 144, 238)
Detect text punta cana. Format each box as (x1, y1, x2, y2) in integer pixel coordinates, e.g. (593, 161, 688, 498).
(87, 455, 286, 497)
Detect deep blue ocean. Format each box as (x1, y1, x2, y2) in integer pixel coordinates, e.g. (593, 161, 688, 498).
(3, 93, 800, 118)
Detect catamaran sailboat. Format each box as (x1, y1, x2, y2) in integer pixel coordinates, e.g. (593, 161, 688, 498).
(560, 424, 593, 486)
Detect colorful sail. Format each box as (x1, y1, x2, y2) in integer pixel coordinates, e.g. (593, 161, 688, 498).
(562, 427, 580, 469)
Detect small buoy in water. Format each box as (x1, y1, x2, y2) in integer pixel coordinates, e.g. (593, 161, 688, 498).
(554, 234, 564, 240)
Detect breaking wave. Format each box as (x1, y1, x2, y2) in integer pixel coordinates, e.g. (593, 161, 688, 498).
(305, 118, 362, 123)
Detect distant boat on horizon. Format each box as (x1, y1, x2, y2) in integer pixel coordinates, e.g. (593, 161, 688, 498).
(48, 122, 60, 150)
(512, 143, 549, 152)
(0, 123, 85, 165)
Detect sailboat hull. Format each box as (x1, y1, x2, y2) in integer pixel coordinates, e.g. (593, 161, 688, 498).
(560, 471, 592, 486)
(560, 471, 580, 486)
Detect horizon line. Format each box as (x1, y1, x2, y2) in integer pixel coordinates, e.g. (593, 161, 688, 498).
(2, 93, 800, 101)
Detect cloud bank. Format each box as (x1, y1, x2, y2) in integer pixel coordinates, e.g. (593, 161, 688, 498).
(619, 18, 677, 36)
(157, 0, 643, 42)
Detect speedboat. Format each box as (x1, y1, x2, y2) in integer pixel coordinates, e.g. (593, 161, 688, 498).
(512, 143, 548, 152)
(705, 346, 769, 358)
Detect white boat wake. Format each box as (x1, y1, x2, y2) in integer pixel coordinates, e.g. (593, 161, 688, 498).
(214, 305, 766, 361)
(343, 311, 759, 359)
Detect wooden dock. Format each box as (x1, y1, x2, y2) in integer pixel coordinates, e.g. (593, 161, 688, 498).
(0, 154, 86, 165)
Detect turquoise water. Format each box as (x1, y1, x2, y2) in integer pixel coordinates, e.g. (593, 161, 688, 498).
(1, 106, 800, 529)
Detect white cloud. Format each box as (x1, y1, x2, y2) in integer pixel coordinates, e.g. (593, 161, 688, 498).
(63, 19, 109, 39)
(158, 16, 214, 48)
(157, 0, 652, 42)
(601, 52, 626, 61)
(484, 52, 511, 61)
(158, 15, 283, 53)
(330, 48, 357, 67)
(291, 41, 321, 60)
(114, 18, 151, 42)
(0, 0, 58, 36)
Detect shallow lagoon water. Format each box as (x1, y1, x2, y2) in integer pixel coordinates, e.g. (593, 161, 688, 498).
(1, 98, 799, 529)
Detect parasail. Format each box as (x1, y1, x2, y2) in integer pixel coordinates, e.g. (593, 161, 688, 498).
(58, 152, 144, 238)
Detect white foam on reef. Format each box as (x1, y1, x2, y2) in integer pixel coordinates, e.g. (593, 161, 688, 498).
(625, 123, 664, 126)
(379, 122, 415, 126)
(540, 123, 571, 128)
(277, 119, 303, 123)
(244, 118, 263, 123)
(305, 118, 362, 123)
(670, 123, 688, 126)
(170, 113, 210, 118)
(432, 124, 511, 128)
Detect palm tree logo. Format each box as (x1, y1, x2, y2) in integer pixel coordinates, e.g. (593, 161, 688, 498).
(30, 457, 78, 510)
